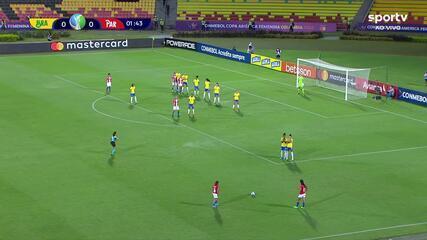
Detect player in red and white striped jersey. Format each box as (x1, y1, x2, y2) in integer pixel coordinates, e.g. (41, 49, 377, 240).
(212, 180, 219, 208)
(172, 96, 180, 119)
(294, 179, 307, 208)
(106, 73, 112, 95)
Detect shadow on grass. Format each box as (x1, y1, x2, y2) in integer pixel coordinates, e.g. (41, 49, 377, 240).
(222, 194, 249, 205)
(121, 143, 145, 153)
(302, 94, 311, 101)
(235, 110, 244, 117)
(298, 208, 317, 229)
(213, 208, 223, 226)
(108, 155, 114, 167)
(128, 104, 134, 110)
(180, 201, 206, 207)
(264, 203, 293, 209)
(285, 161, 302, 173)
(190, 116, 197, 122)
(310, 192, 344, 207)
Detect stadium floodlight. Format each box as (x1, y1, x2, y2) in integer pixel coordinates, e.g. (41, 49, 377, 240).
(296, 58, 370, 101)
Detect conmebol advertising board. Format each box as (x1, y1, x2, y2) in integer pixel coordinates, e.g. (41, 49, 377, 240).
(196, 43, 251, 63)
(398, 87, 427, 107)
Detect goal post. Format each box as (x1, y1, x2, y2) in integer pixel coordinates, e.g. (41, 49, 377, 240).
(296, 58, 371, 101)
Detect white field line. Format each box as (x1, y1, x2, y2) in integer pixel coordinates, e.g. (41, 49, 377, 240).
(299, 221, 427, 240)
(55, 75, 281, 166)
(222, 84, 328, 118)
(157, 50, 427, 124)
(157, 50, 328, 119)
(326, 111, 384, 119)
(295, 145, 427, 164)
(60, 65, 203, 77)
(91, 96, 177, 128)
(56, 75, 426, 166)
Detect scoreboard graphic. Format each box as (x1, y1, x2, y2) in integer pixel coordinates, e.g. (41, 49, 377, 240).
(29, 14, 151, 30)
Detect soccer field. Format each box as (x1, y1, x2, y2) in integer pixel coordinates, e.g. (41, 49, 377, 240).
(1, 47, 427, 240)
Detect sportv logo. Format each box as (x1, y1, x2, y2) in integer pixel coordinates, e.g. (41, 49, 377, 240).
(51, 39, 128, 52)
(368, 13, 408, 24)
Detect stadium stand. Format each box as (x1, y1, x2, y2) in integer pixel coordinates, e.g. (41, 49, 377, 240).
(0, 0, 155, 21)
(367, 0, 427, 25)
(177, 0, 363, 24)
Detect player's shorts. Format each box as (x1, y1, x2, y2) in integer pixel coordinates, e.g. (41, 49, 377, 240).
(214, 93, 219, 97)
(173, 106, 180, 111)
(298, 193, 306, 199)
(178, 84, 183, 87)
(287, 147, 293, 151)
(110, 141, 116, 147)
(188, 104, 194, 109)
(194, 86, 199, 90)
(183, 82, 188, 86)
(205, 88, 210, 92)
(130, 93, 135, 97)
(106, 83, 112, 87)
(281, 146, 287, 151)
(212, 193, 218, 199)
(234, 100, 239, 104)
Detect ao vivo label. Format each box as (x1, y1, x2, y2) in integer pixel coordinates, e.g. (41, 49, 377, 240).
(98, 18, 125, 30)
(282, 61, 316, 79)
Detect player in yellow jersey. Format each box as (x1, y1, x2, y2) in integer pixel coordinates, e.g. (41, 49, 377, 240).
(193, 75, 200, 96)
(233, 90, 240, 111)
(280, 132, 287, 161)
(288, 134, 294, 161)
(130, 83, 137, 104)
(203, 78, 211, 101)
(182, 74, 189, 94)
(188, 94, 196, 117)
(213, 83, 221, 105)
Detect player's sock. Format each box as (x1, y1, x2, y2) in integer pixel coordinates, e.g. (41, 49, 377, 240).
(218, 97, 220, 103)
(135, 96, 138, 103)
(187, 109, 190, 115)
(296, 202, 299, 207)
(177, 111, 180, 117)
(291, 152, 294, 160)
(302, 202, 305, 207)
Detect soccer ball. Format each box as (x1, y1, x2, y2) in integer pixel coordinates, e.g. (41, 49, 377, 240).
(250, 191, 256, 197)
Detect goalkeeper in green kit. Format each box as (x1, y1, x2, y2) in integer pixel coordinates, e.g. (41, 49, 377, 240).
(297, 76, 305, 96)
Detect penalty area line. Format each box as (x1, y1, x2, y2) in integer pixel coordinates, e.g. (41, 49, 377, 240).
(56, 75, 282, 166)
(296, 145, 427, 164)
(299, 221, 427, 240)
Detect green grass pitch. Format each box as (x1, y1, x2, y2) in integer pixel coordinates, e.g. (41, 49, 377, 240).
(0, 47, 427, 240)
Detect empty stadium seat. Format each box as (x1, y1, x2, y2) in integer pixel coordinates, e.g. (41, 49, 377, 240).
(0, 0, 155, 22)
(177, 0, 363, 24)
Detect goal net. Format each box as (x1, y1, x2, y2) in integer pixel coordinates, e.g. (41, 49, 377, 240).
(297, 58, 370, 101)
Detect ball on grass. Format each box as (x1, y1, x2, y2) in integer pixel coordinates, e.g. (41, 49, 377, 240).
(250, 191, 256, 197)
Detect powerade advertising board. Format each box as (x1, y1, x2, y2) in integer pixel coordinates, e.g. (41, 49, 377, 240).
(196, 43, 251, 63)
(398, 87, 427, 107)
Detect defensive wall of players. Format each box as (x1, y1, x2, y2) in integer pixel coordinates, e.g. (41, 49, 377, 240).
(0, 37, 425, 107)
(164, 38, 427, 107)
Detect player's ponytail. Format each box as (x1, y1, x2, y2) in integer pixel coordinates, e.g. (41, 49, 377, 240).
(300, 179, 306, 187)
